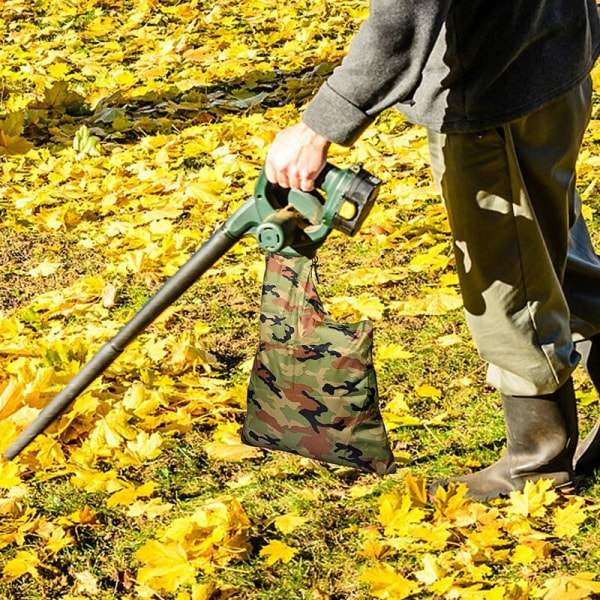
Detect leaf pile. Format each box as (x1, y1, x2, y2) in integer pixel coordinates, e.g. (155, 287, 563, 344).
(1, 1, 600, 599)
(359, 476, 599, 599)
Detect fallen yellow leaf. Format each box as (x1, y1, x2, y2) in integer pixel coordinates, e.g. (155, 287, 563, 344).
(259, 539, 298, 566)
(358, 564, 420, 599)
(273, 512, 309, 535)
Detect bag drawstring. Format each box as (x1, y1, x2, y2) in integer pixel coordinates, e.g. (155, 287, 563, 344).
(312, 255, 321, 285)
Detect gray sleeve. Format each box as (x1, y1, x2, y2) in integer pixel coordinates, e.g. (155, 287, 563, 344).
(302, 0, 451, 145)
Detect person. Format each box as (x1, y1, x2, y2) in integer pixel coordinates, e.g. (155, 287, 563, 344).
(264, 0, 600, 501)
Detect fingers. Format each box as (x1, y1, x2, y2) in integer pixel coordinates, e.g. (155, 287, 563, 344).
(265, 160, 316, 191)
(265, 122, 331, 191)
(264, 158, 299, 190)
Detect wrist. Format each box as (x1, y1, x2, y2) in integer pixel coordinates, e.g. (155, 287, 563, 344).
(299, 122, 331, 150)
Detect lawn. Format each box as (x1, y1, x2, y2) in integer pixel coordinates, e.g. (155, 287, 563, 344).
(1, 1, 600, 598)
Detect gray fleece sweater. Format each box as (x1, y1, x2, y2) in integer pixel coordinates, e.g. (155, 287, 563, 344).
(302, 0, 600, 144)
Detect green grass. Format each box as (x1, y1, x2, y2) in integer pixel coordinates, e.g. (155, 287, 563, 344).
(1, 184, 599, 600)
(2, 198, 599, 598)
(1, 1, 600, 593)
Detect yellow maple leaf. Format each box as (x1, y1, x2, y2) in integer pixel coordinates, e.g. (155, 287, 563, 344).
(119, 431, 164, 466)
(358, 564, 420, 599)
(158, 496, 251, 571)
(113, 69, 136, 88)
(404, 472, 428, 507)
(408, 242, 451, 272)
(506, 479, 559, 518)
(136, 540, 197, 594)
(436, 333, 463, 347)
(541, 572, 600, 599)
(0, 380, 24, 422)
(414, 553, 447, 585)
(85, 15, 116, 37)
(69, 466, 124, 494)
(553, 497, 588, 539)
(337, 267, 407, 287)
(2, 550, 40, 580)
(107, 482, 157, 507)
(348, 482, 379, 499)
(415, 384, 442, 399)
(328, 294, 385, 321)
(273, 512, 309, 535)
(359, 538, 394, 560)
(88, 407, 137, 452)
(0, 129, 33, 156)
(126, 498, 173, 519)
(105, 488, 136, 507)
(205, 438, 262, 462)
(520, 537, 553, 561)
(406, 522, 451, 548)
(381, 392, 411, 414)
(0, 484, 27, 516)
(578, 387, 598, 407)
(184, 582, 217, 600)
(56, 505, 97, 527)
(42, 525, 73, 555)
(0, 460, 22, 488)
(205, 422, 262, 462)
(73, 125, 101, 157)
(0, 112, 26, 137)
(390, 292, 463, 316)
(430, 481, 473, 521)
(28, 260, 62, 278)
(122, 382, 165, 417)
(259, 539, 298, 566)
(47, 62, 71, 79)
(27, 435, 66, 469)
(439, 272, 459, 286)
(378, 489, 426, 536)
(376, 343, 413, 361)
(510, 543, 537, 566)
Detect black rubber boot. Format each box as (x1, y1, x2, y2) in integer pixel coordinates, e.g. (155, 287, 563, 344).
(574, 335, 600, 475)
(430, 378, 578, 502)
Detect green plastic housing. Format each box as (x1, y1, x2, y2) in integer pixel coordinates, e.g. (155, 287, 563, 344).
(222, 163, 381, 257)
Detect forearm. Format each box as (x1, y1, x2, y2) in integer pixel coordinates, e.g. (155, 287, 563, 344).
(303, 0, 451, 145)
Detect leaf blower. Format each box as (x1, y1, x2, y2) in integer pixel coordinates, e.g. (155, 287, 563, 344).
(4, 163, 381, 460)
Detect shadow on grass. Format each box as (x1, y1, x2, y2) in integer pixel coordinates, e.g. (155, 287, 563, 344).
(16, 63, 334, 150)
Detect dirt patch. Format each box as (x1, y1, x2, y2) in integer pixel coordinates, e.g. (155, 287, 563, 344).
(0, 227, 106, 312)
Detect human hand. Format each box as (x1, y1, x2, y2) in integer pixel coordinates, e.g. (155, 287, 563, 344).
(265, 122, 331, 191)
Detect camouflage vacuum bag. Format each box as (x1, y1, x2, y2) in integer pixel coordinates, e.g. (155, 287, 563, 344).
(241, 253, 396, 475)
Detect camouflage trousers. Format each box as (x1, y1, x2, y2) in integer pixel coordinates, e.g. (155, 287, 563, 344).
(427, 77, 600, 396)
